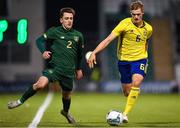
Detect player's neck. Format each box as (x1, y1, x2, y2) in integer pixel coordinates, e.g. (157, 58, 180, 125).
(132, 20, 144, 27)
(62, 25, 71, 31)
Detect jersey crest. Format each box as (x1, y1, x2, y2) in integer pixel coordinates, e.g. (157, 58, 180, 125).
(143, 30, 147, 37)
(74, 36, 79, 42)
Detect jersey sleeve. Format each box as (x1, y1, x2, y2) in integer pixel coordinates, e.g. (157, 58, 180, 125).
(112, 20, 127, 36)
(147, 25, 153, 39)
(36, 35, 46, 53)
(43, 27, 55, 39)
(76, 32, 84, 70)
(36, 27, 56, 53)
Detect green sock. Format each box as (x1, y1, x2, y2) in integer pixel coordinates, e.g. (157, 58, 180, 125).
(62, 98, 71, 112)
(20, 86, 37, 103)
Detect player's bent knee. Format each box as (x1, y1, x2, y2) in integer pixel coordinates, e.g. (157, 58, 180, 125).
(33, 76, 49, 90)
(63, 96, 71, 99)
(33, 82, 47, 90)
(123, 91, 129, 97)
(132, 81, 141, 87)
(62, 91, 71, 99)
(122, 86, 131, 97)
(32, 83, 39, 90)
(39, 83, 47, 89)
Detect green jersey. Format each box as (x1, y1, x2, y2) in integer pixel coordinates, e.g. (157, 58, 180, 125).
(38, 26, 84, 78)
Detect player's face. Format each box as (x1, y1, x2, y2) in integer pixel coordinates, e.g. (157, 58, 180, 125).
(131, 8, 144, 25)
(60, 12, 74, 30)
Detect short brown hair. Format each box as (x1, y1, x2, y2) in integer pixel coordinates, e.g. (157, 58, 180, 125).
(60, 7, 75, 18)
(130, 0, 144, 12)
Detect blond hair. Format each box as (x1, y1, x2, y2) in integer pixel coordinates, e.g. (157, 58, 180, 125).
(130, 0, 144, 12)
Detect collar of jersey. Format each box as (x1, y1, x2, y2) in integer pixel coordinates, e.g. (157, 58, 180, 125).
(61, 25, 73, 32)
(131, 19, 145, 28)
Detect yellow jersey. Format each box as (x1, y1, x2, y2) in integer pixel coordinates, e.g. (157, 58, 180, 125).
(112, 18, 153, 61)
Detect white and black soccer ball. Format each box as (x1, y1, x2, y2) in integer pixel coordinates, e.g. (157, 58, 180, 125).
(106, 110, 123, 126)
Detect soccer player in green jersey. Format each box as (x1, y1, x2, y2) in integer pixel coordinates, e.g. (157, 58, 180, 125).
(88, 1, 153, 123)
(7, 7, 84, 124)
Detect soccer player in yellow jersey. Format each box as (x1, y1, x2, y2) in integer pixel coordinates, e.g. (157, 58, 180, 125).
(88, 0, 153, 123)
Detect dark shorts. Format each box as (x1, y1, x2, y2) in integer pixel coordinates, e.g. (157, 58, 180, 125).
(42, 69, 74, 91)
(118, 59, 148, 84)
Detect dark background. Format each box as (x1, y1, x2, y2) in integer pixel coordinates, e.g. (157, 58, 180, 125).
(45, 0, 99, 33)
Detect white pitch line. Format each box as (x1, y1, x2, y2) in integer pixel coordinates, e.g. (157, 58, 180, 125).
(28, 91, 54, 128)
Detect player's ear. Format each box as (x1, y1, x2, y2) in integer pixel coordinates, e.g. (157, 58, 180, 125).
(60, 18, 63, 24)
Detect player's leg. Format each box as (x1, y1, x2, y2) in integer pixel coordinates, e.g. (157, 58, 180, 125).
(123, 74, 143, 122)
(118, 61, 132, 97)
(8, 76, 49, 109)
(118, 61, 132, 123)
(61, 91, 76, 124)
(61, 91, 72, 113)
(121, 83, 132, 97)
(59, 76, 76, 124)
(123, 59, 147, 122)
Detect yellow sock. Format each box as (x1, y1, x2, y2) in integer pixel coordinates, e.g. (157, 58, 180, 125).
(123, 87, 140, 115)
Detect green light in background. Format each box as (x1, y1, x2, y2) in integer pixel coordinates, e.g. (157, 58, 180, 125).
(0, 20, 8, 43)
(17, 19, 27, 44)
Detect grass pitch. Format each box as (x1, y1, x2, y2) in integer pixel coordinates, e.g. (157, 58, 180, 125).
(0, 92, 180, 127)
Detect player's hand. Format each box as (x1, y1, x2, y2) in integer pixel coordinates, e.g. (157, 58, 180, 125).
(87, 52, 97, 69)
(42, 51, 52, 59)
(76, 69, 83, 80)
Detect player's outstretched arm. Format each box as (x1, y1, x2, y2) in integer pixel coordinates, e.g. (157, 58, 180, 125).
(87, 33, 117, 68)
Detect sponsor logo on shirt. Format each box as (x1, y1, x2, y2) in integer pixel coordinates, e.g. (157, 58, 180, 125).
(60, 36, 65, 39)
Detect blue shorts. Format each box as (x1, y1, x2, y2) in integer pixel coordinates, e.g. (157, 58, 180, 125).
(118, 59, 148, 84)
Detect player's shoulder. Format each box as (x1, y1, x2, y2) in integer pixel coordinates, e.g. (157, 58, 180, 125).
(121, 17, 131, 22)
(73, 29, 83, 37)
(49, 26, 66, 31)
(117, 17, 132, 28)
(45, 26, 57, 33)
(73, 29, 82, 34)
(120, 17, 131, 24)
(144, 21, 153, 31)
(48, 26, 57, 30)
(43, 27, 56, 38)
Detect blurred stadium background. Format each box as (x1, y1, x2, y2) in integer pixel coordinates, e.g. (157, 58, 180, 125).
(0, 0, 180, 93)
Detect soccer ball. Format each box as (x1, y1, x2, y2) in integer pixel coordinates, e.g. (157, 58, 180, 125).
(106, 110, 123, 126)
(85, 51, 93, 60)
